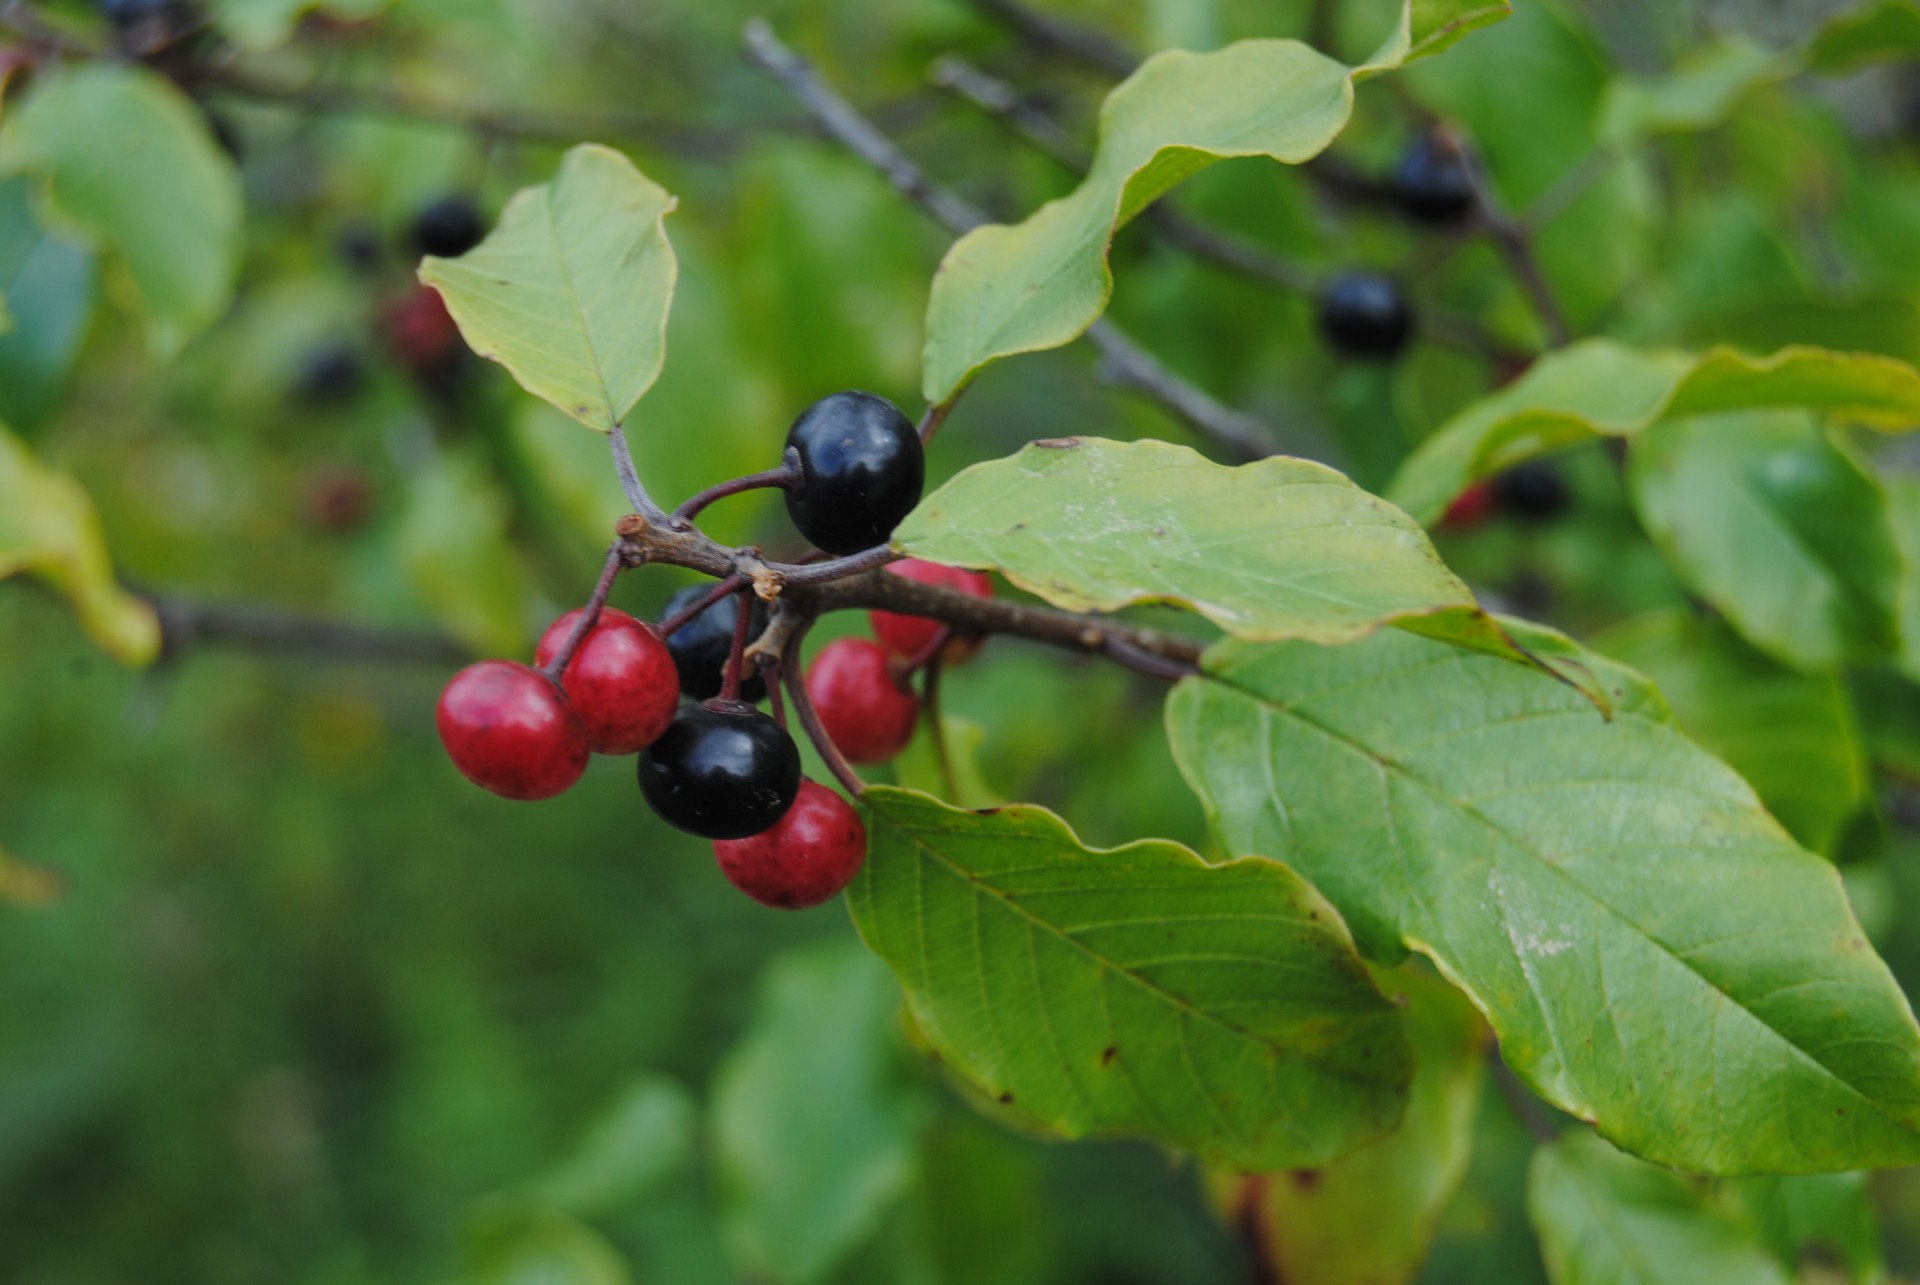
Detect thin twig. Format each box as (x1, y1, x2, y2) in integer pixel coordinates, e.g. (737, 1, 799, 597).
(206, 66, 751, 157)
(780, 621, 867, 797)
(671, 458, 796, 529)
(744, 19, 1281, 462)
(917, 400, 954, 446)
(717, 584, 756, 702)
(931, 55, 1318, 294)
(1522, 151, 1615, 233)
(1463, 163, 1572, 347)
(609, 425, 670, 524)
(778, 543, 901, 588)
(657, 573, 745, 639)
(612, 509, 1205, 669)
(957, 0, 1138, 77)
(150, 596, 468, 665)
(539, 543, 626, 681)
(1491, 1051, 1561, 1144)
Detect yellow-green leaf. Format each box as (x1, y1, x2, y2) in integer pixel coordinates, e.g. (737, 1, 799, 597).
(0, 426, 158, 665)
(421, 145, 678, 433)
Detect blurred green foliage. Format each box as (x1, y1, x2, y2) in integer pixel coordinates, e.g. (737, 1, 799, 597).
(12, 0, 1920, 1280)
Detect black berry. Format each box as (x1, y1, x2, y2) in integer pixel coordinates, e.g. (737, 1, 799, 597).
(639, 703, 801, 840)
(1494, 462, 1570, 521)
(293, 342, 365, 406)
(411, 196, 487, 259)
(784, 391, 924, 555)
(659, 586, 768, 703)
(1317, 272, 1414, 360)
(1390, 129, 1477, 225)
(338, 222, 383, 275)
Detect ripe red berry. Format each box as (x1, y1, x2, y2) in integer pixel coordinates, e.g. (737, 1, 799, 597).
(1440, 480, 1495, 530)
(806, 637, 919, 765)
(383, 285, 460, 370)
(534, 607, 679, 755)
(712, 780, 868, 908)
(868, 559, 993, 663)
(436, 660, 589, 800)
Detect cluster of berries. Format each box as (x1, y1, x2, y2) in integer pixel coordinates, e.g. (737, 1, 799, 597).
(1315, 127, 1478, 363)
(434, 390, 989, 910)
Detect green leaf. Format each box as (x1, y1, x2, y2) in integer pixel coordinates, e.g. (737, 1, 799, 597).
(521, 1073, 696, 1218)
(1885, 474, 1920, 684)
(1167, 628, 1920, 1174)
(1728, 1172, 1883, 1282)
(208, 0, 387, 50)
(397, 449, 531, 658)
(420, 145, 678, 433)
(1528, 1131, 1790, 1285)
(714, 940, 927, 1285)
(1239, 965, 1487, 1285)
(847, 787, 1413, 1172)
(919, 1, 1507, 404)
(0, 65, 240, 359)
(1628, 412, 1902, 671)
(0, 426, 158, 665)
(1598, 39, 1794, 149)
(1592, 609, 1868, 854)
(1385, 341, 1920, 525)
(464, 1209, 631, 1285)
(897, 437, 1609, 709)
(1806, 0, 1920, 73)
(0, 178, 93, 435)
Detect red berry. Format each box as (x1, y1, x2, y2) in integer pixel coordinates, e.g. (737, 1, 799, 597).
(712, 780, 868, 908)
(1440, 480, 1496, 530)
(436, 660, 589, 799)
(383, 285, 459, 370)
(806, 637, 919, 765)
(868, 559, 993, 662)
(534, 607, 679, 755)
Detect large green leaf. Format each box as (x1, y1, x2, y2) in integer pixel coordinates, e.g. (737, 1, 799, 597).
(1806, 0, 1920, 73)
(1238, 965, 1487, 1285)
(1528, 1131, 1790, 1285)
(918, 1, 1508, 404)
(0, 426, 158, 665)
(714, 940, 927, 1285)
(0, 178, 93, 435)
(1385, 341, 1920, 525)
(1628, 412, 1902, 671)
(421, 145, 677, 433)
(897, 437, 1608, 707)
(847, 787, 1412, 1172)
(1167, 628, 1920, 1174)
(0, 65, 240, 360)
(1885, 474, 1920, 683)
(1592, 609, 1868, 854)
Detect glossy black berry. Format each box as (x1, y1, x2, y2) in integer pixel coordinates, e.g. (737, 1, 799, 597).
(1317, 272, 1414, 361)
(660, 586, 768, 703)
(293, 342, 365, 406)
(411, 196, 487, 259)
(1494, 461, 1570, 521)
(638, 703, 801, 840)
(784, 391, 924, 555)
(1390, 130, 1477, 226)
